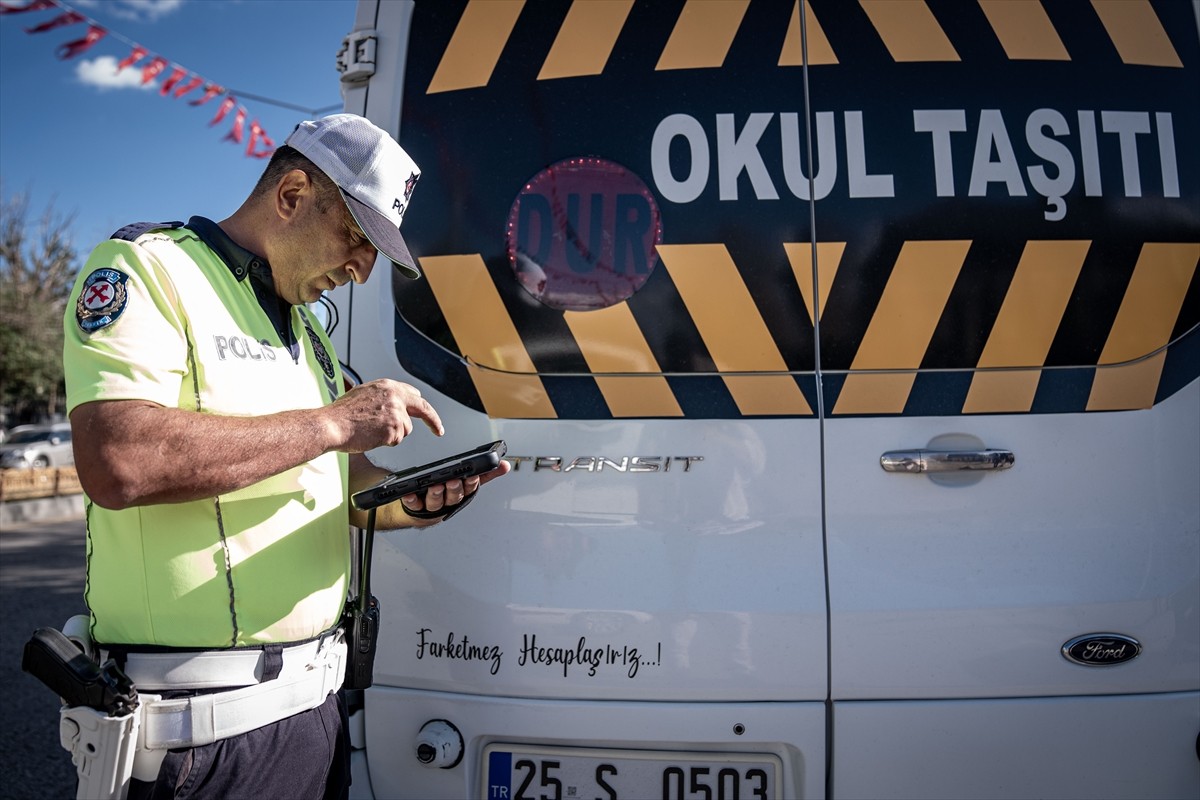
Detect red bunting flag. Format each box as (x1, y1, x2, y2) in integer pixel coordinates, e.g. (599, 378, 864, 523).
(172, 74, 203, 99)
(222, 106, 247, 144)
(208, 95, 236, 126)
(247, 120, 275, 158)
(25, 9, 82, 32)
(116, 45, 147, 72)
(189, 83, 224, 106)
(0, 0, 57, 14)
(159, 65, 186, 96)
(56, 23, 104, 59)
(140, 55, 167, 84)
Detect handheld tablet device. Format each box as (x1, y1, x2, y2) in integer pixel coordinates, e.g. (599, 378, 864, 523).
(351, 440, 507, 511)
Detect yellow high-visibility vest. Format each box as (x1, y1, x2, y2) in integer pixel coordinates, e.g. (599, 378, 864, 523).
(64, 223, 349, 648)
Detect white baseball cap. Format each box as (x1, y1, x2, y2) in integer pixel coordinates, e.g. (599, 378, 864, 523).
(285, 114, 422, 279)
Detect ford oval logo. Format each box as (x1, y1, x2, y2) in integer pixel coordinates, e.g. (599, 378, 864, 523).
(1062, 634, 1141, 666)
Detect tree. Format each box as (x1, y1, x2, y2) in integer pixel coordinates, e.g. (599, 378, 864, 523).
(0, 184, 79, 428)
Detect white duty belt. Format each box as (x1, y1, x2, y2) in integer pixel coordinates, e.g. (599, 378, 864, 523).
(102, 631, 347, 750)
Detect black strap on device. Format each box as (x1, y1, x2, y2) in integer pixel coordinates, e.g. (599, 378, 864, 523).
(342, 508, 379, 690)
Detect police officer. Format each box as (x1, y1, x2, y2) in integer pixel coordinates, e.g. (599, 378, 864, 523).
(63, 113, 509, 799)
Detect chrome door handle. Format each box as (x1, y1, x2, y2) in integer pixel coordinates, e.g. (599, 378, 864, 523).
(880, 449, 1015, 473)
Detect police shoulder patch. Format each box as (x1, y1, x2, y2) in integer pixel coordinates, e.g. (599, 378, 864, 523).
(76, 268, 130, 333)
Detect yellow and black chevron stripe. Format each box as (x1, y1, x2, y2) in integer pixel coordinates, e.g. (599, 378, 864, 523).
(402, 240, 1198, 419)
(422, 0, 1183, 94)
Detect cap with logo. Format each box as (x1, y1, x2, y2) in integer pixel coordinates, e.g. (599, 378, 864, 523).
(285, 114, 422, 279)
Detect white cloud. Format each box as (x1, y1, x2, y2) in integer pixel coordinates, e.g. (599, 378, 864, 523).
(75, 56, 157, 91)
(75, 0, 186, 22)
(121, 0, 186, 21)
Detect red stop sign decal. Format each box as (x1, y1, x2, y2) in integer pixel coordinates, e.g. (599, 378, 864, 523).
(506, 157, 663, 311)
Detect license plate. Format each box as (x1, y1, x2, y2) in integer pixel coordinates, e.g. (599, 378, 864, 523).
(482, 744, 782, 800)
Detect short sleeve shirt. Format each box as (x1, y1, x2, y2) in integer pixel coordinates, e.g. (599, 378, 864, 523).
(64, 223, 349, 648)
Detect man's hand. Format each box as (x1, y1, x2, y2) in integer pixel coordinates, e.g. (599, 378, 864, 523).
(349, 455, 511, 529)
(324, 379, 444, 452)
(400, 459, 512, 515)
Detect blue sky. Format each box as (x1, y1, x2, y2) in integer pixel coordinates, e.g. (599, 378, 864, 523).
(1, 0, 358, 255)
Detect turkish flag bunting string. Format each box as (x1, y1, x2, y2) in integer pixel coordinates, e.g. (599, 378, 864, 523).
(2, 0, 280, 158)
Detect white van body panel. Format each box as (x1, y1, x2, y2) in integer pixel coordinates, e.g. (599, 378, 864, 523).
(369, 417, 828, 702)
(826, 378, 1200, 699)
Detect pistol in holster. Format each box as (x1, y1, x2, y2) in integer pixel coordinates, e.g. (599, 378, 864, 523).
(22, 620, 142, 800)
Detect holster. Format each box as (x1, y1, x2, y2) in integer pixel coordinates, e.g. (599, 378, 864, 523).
(59, 704, 141, 800)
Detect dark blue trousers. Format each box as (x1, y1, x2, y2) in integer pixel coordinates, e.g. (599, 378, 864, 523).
(126, 691, 350, 800)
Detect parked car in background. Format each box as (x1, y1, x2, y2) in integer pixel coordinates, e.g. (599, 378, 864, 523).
(0, 423, 73, 469)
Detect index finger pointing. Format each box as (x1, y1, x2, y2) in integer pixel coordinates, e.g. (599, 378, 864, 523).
(407, 395, 444, 437)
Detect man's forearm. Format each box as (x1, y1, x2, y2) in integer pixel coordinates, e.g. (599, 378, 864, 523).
(71, 400, 338, 508)
(71, 379, 447, 511)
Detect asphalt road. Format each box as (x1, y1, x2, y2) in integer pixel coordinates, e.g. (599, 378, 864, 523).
(0, 514, 88, 799)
